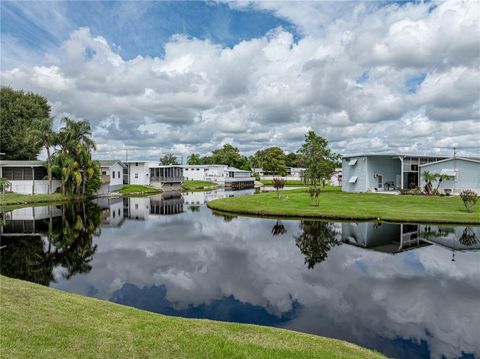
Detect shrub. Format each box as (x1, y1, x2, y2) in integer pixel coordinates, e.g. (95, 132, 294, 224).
(308, 185, 321, 206)
(272, 177, 286, 198)
(460, 190, 478, 213)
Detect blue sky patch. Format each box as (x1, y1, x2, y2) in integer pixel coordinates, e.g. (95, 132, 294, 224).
(405, 73, 427, 94)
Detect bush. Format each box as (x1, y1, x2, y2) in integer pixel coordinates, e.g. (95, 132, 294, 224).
(460, 190, 478, 213)
(272, 177, 286, 198)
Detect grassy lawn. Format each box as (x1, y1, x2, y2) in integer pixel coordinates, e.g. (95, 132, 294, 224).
(260, 179, 307, 186)
(0, 193, 78, 208)
(119, 184, 161, 194)
(0, 276, 383, 359)
(182, 180, 220, 191)
(208, 187, 480, 224)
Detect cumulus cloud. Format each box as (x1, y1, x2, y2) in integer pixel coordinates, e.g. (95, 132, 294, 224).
(1, 0, 479, 159)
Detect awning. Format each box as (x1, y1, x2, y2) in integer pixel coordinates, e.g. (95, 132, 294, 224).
(349, 176, 358, 183)
(349, 159, 358, 166)
(440, 169, 457, 177)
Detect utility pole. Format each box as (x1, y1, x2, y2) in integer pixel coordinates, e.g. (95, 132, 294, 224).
(0, 152, 5, 202)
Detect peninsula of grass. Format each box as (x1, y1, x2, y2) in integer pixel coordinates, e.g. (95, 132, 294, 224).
(182, 180, 220, 191)
(260, 179, 306, 186)
(119, 184, 161, 195)
(207, 187, 480, 224)
(0, 276, 382, 359)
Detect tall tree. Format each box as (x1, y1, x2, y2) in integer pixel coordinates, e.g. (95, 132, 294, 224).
(298, 131, 339, 206)
(0, 87, 51, 160)
(211, 144, 247, 169)
(160, 153, 179, 165)
(29, 117, 56, 193)
(262, 147, 287, 176)
(52, 117, 99, 196)
(187, 153, 201, 165)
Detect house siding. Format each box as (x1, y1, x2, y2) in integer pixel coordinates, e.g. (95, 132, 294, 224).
(419, 159, 480, 193)
(342, 156, 368, 192)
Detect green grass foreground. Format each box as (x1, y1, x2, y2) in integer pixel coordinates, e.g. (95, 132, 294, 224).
(208, 188, 480, 224)
(182, 180, 220, 191)
(260, 179, 306, 186)
(0, 276, 383, 359)
(119, 184, 161, 194)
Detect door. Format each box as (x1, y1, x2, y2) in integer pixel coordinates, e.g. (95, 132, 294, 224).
(377, 175, 383, 190)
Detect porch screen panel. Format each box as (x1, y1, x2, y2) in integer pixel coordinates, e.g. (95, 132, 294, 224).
(13, 167, 24, 180)
(2, 167, 14, 180)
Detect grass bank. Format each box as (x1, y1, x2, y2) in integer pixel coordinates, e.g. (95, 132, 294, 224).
(260, 179, 306, 186)
(182, 180, 220, 191)
(208, 188, 479, 224)
(118, 184, 161, 195)
(0, 276, 382, 359)
(0, 193, 83, 210)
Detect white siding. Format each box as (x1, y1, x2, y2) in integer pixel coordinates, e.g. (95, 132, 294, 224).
(419, 158, 480, 193)
(128, 162, 150, 185)
(8, 180, 61, 195)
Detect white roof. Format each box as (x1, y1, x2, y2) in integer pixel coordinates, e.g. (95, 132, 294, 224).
(419, 157, 480, 167)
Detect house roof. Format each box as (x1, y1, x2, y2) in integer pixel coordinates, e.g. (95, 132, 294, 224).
(0, 160, 45, 167)
(419, 157, 480, 167)
(342, 153, 449, 159)
(99, 160, 125, 168)
(226, 167, 250, 173)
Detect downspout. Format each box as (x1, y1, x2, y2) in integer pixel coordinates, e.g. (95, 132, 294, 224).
(399, 157, 404, 190)
(32, 166, 35, 195)
(364, 157, 368, 192)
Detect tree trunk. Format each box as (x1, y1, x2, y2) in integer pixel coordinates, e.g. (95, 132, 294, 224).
(46, 144, 52, 194)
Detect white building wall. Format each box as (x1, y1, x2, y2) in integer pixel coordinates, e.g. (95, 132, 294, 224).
(128, 162, 150, 185)
(419, 158, 480, 193)
(183, 166, 207, 181)
(8, 180, 61, 195)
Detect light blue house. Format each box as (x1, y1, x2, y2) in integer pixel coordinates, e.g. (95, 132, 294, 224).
(342, 154, 446, 192)
(419, 157, 480, 194)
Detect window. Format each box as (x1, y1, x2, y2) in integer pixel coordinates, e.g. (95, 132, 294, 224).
(113, 211, 116, 218)
(102, 171, 107, 175)
(349, 159, 358, 166)
(135, 162, 138, 166)
(135, 173, 138, 179)
(135, 203, 138, 209)
(118, 171, 120, 178)
(112, 171, 115, 179)
(348, 176, 358, 183)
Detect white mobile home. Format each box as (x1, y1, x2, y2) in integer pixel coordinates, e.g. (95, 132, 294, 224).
(342, 154, 447, 193)
(0, 160, 61, 195)
(419, 158, 480, 194)
(98, 160, 125, 194)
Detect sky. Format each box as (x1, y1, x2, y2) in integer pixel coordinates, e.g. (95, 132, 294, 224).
(1, 1, 479, 160)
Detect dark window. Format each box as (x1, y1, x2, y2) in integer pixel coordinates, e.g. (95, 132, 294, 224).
(102, 171, 107, 175)
(118, 171, 120, 178)
(34, 167, 47, 180)
(2, 167, 13, 180)
(112, 171, 115, 179)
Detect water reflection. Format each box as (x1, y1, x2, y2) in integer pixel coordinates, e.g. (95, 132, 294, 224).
(1, 202, 100, 285)
(1, 193, 479, 359)
(295, 221, 340, 269)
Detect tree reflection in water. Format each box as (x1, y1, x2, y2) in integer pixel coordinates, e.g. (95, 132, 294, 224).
(459, 227, 479, 246)
(0, 202, 101, 285)
(295, 221, 340, 269)
(271, 220, 287, 236)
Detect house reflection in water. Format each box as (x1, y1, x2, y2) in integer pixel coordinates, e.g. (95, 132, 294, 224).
(94, 198, 125, 227)
(341, 222, 480, 257)
(123, 192, 184, 220)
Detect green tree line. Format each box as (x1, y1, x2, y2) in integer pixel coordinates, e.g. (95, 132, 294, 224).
(0, 87, 100, 196)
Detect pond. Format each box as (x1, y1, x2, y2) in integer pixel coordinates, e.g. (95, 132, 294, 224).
(1, 189, 479, 359)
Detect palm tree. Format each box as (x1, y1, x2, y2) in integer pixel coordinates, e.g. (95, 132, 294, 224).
(422, 171, 436, 194)
(30, 117, 56, 193)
